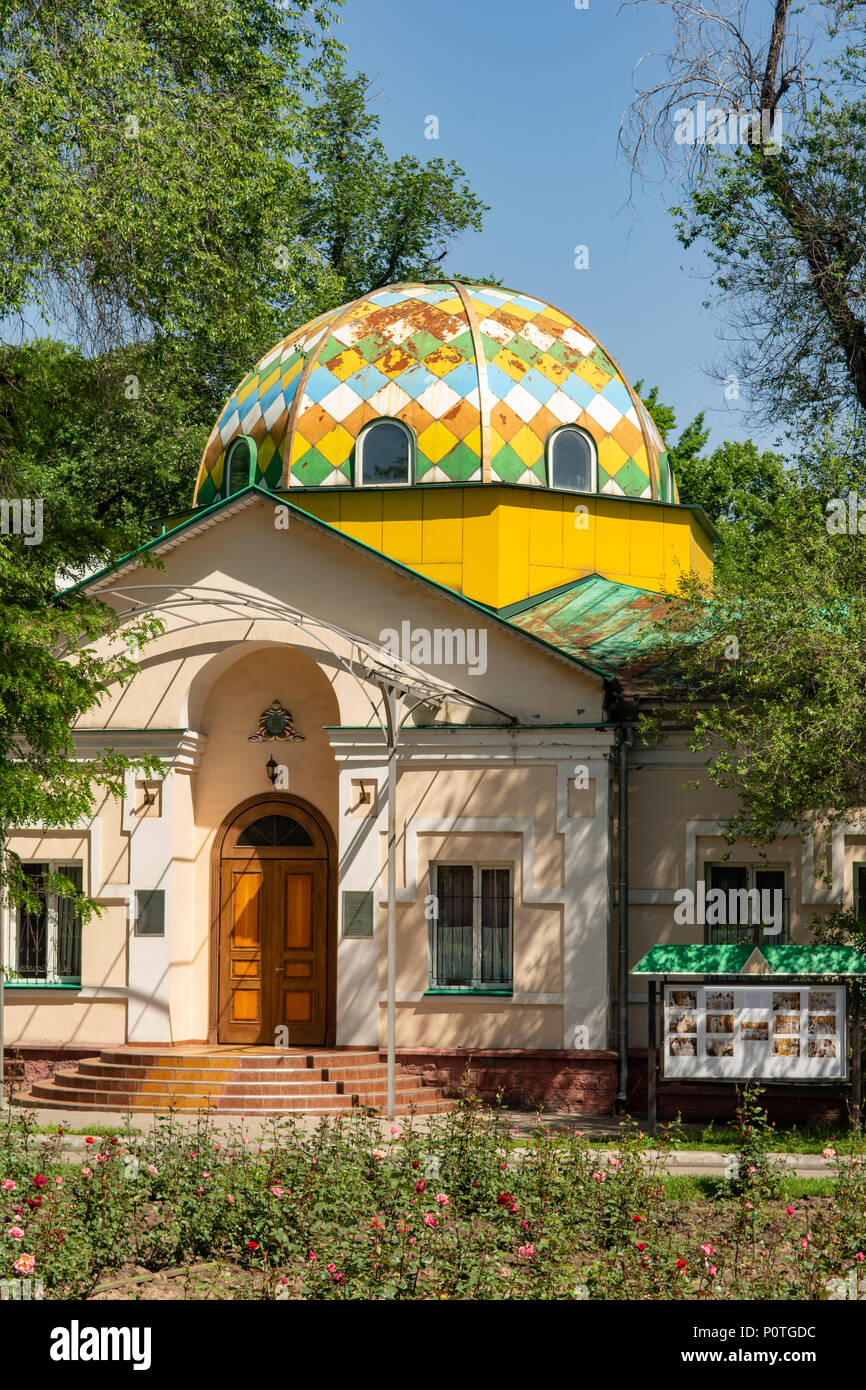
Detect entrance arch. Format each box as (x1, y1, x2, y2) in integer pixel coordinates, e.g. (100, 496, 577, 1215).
(209, 794, 336, 1046)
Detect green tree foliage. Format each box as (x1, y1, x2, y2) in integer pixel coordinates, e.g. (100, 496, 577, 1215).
(298, 72, 488, 297)
(623, 0, 866, 432)
(0, 452, 162, 921)
(644, 439, 866, 847)
(0, 3, 489, 535)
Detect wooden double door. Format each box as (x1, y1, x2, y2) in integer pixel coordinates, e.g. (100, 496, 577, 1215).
(216, 798, 333, 1046)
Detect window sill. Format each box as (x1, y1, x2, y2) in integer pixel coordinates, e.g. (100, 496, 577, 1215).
(424, 988, 513, 997)
(4, 982, 82, 990)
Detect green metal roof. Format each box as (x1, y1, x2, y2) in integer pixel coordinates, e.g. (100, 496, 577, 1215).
(503, 575, 670, 678)
(632, 943, 866, 977)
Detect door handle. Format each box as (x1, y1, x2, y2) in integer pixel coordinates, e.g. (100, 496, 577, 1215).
(275, 966, 285, 973)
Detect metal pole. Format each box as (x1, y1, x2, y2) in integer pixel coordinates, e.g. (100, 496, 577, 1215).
(380, 685, 399, 1121)
(852, 982, 862, 1133)
(0, 892, 4, 1107)
(647, 979, 657, 1137)
(616, 725, 634, 1111)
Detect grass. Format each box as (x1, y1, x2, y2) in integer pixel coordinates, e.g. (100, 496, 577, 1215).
(553, 1121, 859, 1154)
(663, 1174, 837, 1201)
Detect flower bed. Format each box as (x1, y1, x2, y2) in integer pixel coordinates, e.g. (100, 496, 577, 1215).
(1, 1087, 863, 1300)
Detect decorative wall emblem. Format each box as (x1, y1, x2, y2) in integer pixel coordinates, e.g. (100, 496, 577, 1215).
(248, 699, 305, 743)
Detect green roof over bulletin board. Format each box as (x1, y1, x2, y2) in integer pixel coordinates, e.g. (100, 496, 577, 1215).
(631, 944, 866, 978)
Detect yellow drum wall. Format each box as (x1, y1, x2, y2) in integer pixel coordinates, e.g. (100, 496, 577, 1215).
(290, 486, 713, 608)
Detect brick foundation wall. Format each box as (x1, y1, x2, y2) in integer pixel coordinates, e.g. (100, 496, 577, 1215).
(2, 1045, 101, 1085)
(390, 1047, 851, 1122)
(390, 1048, 619, 1113)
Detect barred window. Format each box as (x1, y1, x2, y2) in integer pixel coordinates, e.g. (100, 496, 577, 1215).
(430, 864, 512, 990)
(703, 863, 789, 946)
(11, 862, 83, 984)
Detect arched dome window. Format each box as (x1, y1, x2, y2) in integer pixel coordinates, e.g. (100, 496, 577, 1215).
(356, 419, 413, 486)
(547, 427, 596, 493)
(224, 436, 257, 498)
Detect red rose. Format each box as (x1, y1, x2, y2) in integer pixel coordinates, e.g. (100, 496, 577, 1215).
(85, 1137, 95, 1145)
(247, 1240, 259, 1251)
(32, 1174, 47, 1187)
(414, 1180, 426, 1194)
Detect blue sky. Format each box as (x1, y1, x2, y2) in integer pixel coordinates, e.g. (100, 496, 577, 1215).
(331, 0, 778, 453)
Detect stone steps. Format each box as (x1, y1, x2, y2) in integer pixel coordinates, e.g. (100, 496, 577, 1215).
(21, 1047, 456, 1116)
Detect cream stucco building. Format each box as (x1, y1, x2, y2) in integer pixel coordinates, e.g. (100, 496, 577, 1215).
(5, 282, 854, 1114)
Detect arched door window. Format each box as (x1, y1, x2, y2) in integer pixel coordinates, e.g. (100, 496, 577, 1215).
(547, 427, 596, 493)
(224, 436, 257, 498)
(357, 419, 413, 485)
(235, 815, 314, 848)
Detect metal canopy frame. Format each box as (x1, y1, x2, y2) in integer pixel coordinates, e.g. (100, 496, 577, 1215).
(2, 582, 514, 1117)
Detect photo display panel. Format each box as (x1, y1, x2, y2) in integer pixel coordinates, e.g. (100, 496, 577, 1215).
(662, 983, 847, 1080)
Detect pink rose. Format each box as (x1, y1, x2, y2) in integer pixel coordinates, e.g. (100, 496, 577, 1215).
(700, 1243, 714, 1257)
(81, 1167, 92, 1177)
(1, 1180, 15, 1192)
(13, 1254, 35, 1275)
(423, 1213, 437, 1228)
(434, 1193, 449, 1206)
(7, 1227, 25, 1241)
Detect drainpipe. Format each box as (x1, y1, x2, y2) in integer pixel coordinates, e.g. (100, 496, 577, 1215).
(616, 723, 634, 1112)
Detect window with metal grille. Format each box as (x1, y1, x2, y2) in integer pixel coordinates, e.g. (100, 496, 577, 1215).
(430, 864, 513, 990)
(854, 863, 866, 922)
(13, 862, 83, 984)
(703, 863, 789, 945)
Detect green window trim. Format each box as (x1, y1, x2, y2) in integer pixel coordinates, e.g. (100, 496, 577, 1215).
(423, 988, 513, 997)
(224, 436, 258, 498)
(3, 981, 82, 990)
(429, 863, 514, 991)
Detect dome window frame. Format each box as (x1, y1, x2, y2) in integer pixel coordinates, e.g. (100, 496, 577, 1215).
(223, 436, 258, 499)
(546, 425, 597, 495)
(355, 418, 415, 488)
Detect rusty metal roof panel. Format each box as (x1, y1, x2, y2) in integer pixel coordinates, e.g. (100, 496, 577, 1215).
(504, 576, 670, 677)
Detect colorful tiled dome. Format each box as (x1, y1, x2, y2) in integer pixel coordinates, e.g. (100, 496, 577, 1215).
(193, 282, 676, 507)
